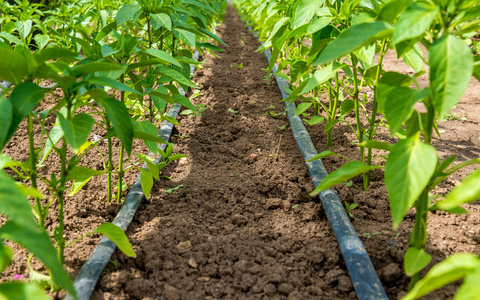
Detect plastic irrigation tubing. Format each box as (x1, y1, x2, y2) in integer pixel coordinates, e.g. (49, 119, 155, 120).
(64, 51, 200, 300)
(0, 81, 12, 96)
(245, 24, 388, 300)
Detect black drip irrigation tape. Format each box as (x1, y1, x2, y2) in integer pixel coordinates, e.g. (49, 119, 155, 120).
(246, 25, 388, 300)
(0, 81, 12, 96)
(64, 51, 200, 300)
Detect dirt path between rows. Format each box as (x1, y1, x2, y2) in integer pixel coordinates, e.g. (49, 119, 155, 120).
(92, 6, 355, 300)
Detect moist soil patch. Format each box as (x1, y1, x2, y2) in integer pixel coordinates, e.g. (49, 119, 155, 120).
(2, 5, 480, 300)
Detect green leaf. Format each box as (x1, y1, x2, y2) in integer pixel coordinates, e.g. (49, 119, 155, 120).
(140, 169, 154, 199)
(377, 72, 414, 113)
(310, 161, 380, 196)
(95, 22, 117, 41)
(0, 154, 21, 170)
(198, 27, 227, 46)
(0, 32, 25, 46)
(197, 42, 225, 52)
(92, 223, 136, 257)
(0, 282, 51, 300)
(384, 87, 428, 135)
(294, 102, 312, 117)
(340, 99, 354, 116)
(38, 125, 63, 166)
(393, 1, 438, 45)
(385, 134, 437, 229)
(155, 66, 197, 88)
(15, 20, 32, 40)
(133, 130, 169, 146)
(97, 98, 133, 156)
(315, 22, 393, 65)
(133, 121, 161, 154)
(292, 0, 320, 29)
(152, 13, 172, 31)
(173, 28, 196, 47)
(72, 61, 125, 76)
(0, 173, 75, 296)
(0, 47, 28, 84)
(432, 168, 480, 211)
(58, 113, 95, 154)
(29, 268, 59, 292)
(168, 154, 187, 162)
(0, 97, 12, 151)
(308, 116, 324, 125)
(283, 63, 341, 103)
(377, 0, 412, 24)
(34, 46, 79, 63)
(455, 264, 480, 300)
(116, 4, 141, 26)
(353, 43, 376, 67)
(404, 247, 432, 276)
(403, 44, 424, 72)
(307, 150, 348, 162)
(430, 34, 473, 120)
(87, 76, 142, 95)
(173, 94, 196, 111)
(33, 34, 49, 50)
(0, 242, 13, 272)
(66, 166, 105, 196)
(136, 153, 159, 180)
(7, 83, 44, 145)
(358, 140, 392, 151)
(403, 253, 480, 300)
(307, 17, 333, 35)
(143, 49, 180, 67)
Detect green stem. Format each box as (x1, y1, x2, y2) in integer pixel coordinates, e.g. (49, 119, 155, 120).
(57, 140, 67, 264)
(28, 114, 45, 227)
(107, 134, 113, 203)
(351, 55, 365, 153)
(365, 40, 388, 187)
(117, 146, 124, 203)
(408, 189, 429, 290)
(146, 15, 153, 49)
(326, 82, 334, 147)
(117, 75, 126, 203)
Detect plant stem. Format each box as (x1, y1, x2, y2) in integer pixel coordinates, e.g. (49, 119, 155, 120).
(28, 114, 45, 227)
(117, 146, 124, 203)
(351, 54, 366, 189)
(57, 140, 67, 264)
(408, 189, 429, 289)
(107, 134, 113, 203)
(365, 40, 388, 187)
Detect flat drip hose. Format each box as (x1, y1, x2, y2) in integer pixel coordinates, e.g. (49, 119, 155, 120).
(65, 52, 200, 300)
(246, 24, 388, 300)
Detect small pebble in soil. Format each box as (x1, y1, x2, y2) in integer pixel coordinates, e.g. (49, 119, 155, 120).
(188, 258, 198, 268)
(338, 275, 353, 292)
(176, 240, 192, 251)
(378, 263, 402, 283)
(231, 214, 248, 226)
(265, 198, 283, 209)
(281, 200, 292, 210)
(246, 153, 258, 164)
(278, 283, 294, 295)
(263, 283, 276, 296)
(164, 285, 180, 300)
(197, 276, 211, 282)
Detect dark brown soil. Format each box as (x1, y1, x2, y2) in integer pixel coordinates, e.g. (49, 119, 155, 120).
(2, 5, 480, 300)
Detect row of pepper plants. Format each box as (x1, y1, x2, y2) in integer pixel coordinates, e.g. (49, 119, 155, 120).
(234, 0, 480, 298)
(0, 0, 226, 298)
